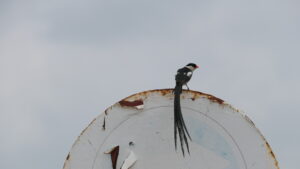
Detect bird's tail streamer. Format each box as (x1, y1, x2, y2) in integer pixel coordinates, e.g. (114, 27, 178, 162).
(174, 84, 192, 156)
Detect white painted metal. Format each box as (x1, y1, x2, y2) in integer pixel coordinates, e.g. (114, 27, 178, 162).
(63, 89, 279, 169)
(120, 151, 137, 169)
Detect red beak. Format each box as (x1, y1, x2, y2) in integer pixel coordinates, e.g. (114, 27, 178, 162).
(196, 65, 199, 68)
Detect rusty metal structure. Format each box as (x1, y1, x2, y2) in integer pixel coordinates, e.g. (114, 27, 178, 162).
(63, 89, 279, 169)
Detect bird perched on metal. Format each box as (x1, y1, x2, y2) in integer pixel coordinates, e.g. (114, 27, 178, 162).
(174, 63, 199, 156)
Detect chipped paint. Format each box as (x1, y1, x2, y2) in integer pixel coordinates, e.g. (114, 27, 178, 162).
(105, 146, 120, 169)
(120, 151, 137, 169)
(102, 117, 106, 130)
(119, 99, 144, 109)
(63, 89, 279, 169)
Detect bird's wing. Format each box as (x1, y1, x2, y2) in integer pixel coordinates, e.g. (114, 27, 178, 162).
(176, 72, 191, 84)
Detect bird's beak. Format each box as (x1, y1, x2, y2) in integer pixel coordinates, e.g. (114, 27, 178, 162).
(196, 65, 199, 68)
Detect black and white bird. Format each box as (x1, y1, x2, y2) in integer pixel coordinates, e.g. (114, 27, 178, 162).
(174, 63, 199, 156)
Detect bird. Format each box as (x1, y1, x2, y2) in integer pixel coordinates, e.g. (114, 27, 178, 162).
(174, 63, 199, 156)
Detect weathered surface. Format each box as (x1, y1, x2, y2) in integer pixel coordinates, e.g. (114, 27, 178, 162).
(63, 89, 279, 169)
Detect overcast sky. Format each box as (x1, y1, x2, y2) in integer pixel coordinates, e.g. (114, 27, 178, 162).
(0, 0, 299, 169)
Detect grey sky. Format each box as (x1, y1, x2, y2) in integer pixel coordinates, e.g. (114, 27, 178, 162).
(0, 1, 299, 169)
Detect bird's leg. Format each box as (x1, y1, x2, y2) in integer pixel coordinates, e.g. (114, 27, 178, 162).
(185, 84, 190, 90)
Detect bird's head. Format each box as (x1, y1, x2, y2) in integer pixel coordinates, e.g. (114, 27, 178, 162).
(185, 63, 199, 71)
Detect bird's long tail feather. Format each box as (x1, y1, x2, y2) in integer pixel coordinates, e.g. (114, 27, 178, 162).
(174, 84, 191, 156)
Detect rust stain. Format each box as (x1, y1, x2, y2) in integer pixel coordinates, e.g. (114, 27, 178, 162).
(206, 95, 224, 104)
(265, 142, 280, 169)
(120, 89, 171, 102)
(243, 114, 280, 169)
(119, 89, 225, 105)
(158, 89, 169, 96)
(185, 89, 224, 104)
(77, 89, 226, 138)
(108, 146, 119, 169)
(119, 99, 144, 107)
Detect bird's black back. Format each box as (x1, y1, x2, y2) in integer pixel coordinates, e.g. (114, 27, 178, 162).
(175, 67, 193, 86)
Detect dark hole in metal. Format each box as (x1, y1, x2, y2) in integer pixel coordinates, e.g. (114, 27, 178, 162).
(129, 141, 134, 146)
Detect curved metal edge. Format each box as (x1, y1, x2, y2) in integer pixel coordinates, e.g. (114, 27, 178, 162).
(62, 89, 279, 169)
